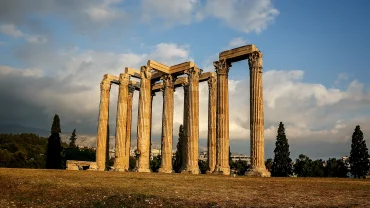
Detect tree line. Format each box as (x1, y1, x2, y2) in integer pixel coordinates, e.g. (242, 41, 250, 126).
(261, 122, 369, 178)
(1, 115, 369, 178)
(0, 114, 95, 169)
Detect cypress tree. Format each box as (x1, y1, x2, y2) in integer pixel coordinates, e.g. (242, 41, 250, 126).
(173, 125, 183, 173)
(271, 122, 293, 177)
(51, 114, 61, 134)
(69, 129, 77, 148)
(349, 125, 369, 178)
(46, 114, 63, 169)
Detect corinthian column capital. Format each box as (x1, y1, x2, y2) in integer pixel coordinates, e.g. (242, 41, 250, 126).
(185, 67, 201, 82)
(248, 51, 263, 71)
(161, 74, 175, 89)
(140, 66, 152, 79)
(207, 73, 216, 88)
(119, 73, 130, 85)
(213, 59, 231, 75)
(100, 79, 111, 91)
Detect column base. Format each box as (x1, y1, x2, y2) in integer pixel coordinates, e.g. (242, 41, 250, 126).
(181, 166, 200, 174)
(212, 166, 230, 176)
(136, 168, 151, 173)
(245, 167, 271, 177)
(113, 167, 128, 172)
(158, 168, 173, 174)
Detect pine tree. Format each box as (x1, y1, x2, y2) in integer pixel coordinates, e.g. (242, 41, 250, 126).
(173, 125, 183, 173)
(46, 114, 63, 169)
(271, 122, 293, 177)
(349, 125, 369, 178)
(69, 129, 77, 148)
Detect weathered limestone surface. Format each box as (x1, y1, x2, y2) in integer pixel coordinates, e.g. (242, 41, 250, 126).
(180, 80, 189, 172)
(207, 73, 217, 172)
(136, 66, 152, 173)
(245, 51, 270, 177)
(159, 75, 175, 173)
(213, 60, 231, 175)
(182, 67, 200, 174)
(113, 73, 129, 171)
(149, 91, 155, 168)
(125, 85, 135, 170)
(219, 44, 259, 63)
(96, 78, 111, 171)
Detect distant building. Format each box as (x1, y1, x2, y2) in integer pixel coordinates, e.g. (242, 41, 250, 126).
(199, 151, 208, 161)
(231, 154, 251, 164)
(151, 148, 161, 160)
(109, 149, 115, 159)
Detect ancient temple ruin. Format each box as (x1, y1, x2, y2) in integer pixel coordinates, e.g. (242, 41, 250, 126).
(95, 44, 270, 177)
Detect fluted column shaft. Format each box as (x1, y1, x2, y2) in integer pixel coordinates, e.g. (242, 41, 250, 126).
(125, 85, 135, 169)
(180, 82, 189, 171)
(249, 51, 265, 168)
(213, 60, 230, 175)
(182, 67, 200, 174)
(136, 66, 152, 172)
(207, 74, 217, 172)
(159, 75, 175, 173)
(96, 79, 111, 171)
(113, 73, 129, 171)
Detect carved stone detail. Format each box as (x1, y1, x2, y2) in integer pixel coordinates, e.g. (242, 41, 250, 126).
(248, 51, 263, 72)
(213, 59, 231, 75)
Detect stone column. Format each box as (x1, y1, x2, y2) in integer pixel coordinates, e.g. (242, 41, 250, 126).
(96, 78, 111, 171)
(159, 75, 175, 173)
(207, 73, 217, 173)
(182, 67, 200, 174)
(246, 51, 270, 177)
(180, 81, 189, 172)
(113, 73, 129, 171)
(149, 91, 155, 162)
(125, 85, 135, 170)
(136, 66, 152, 173)
(213, 59, 231, 175)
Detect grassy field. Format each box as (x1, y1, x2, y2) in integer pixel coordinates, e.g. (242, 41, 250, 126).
(0, 168, 369, 208)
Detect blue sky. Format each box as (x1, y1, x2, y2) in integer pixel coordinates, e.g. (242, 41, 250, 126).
(0, 0, 369, 159)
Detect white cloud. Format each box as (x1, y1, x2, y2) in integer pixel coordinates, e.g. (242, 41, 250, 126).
(227, 37, 248, 49)
(150, 43, 191, 65)
(141, 0, 200, 26)
(0, 66, 43, 77)
(0, 24, 23, 37)
(200, 0, 279, 34)
(0, 24, 47, 44)
(140, 0, 278, 34)
(84, 0, 125, 22)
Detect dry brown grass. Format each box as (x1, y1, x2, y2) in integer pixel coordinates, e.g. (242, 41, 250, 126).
(0, 168, 369, 207)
